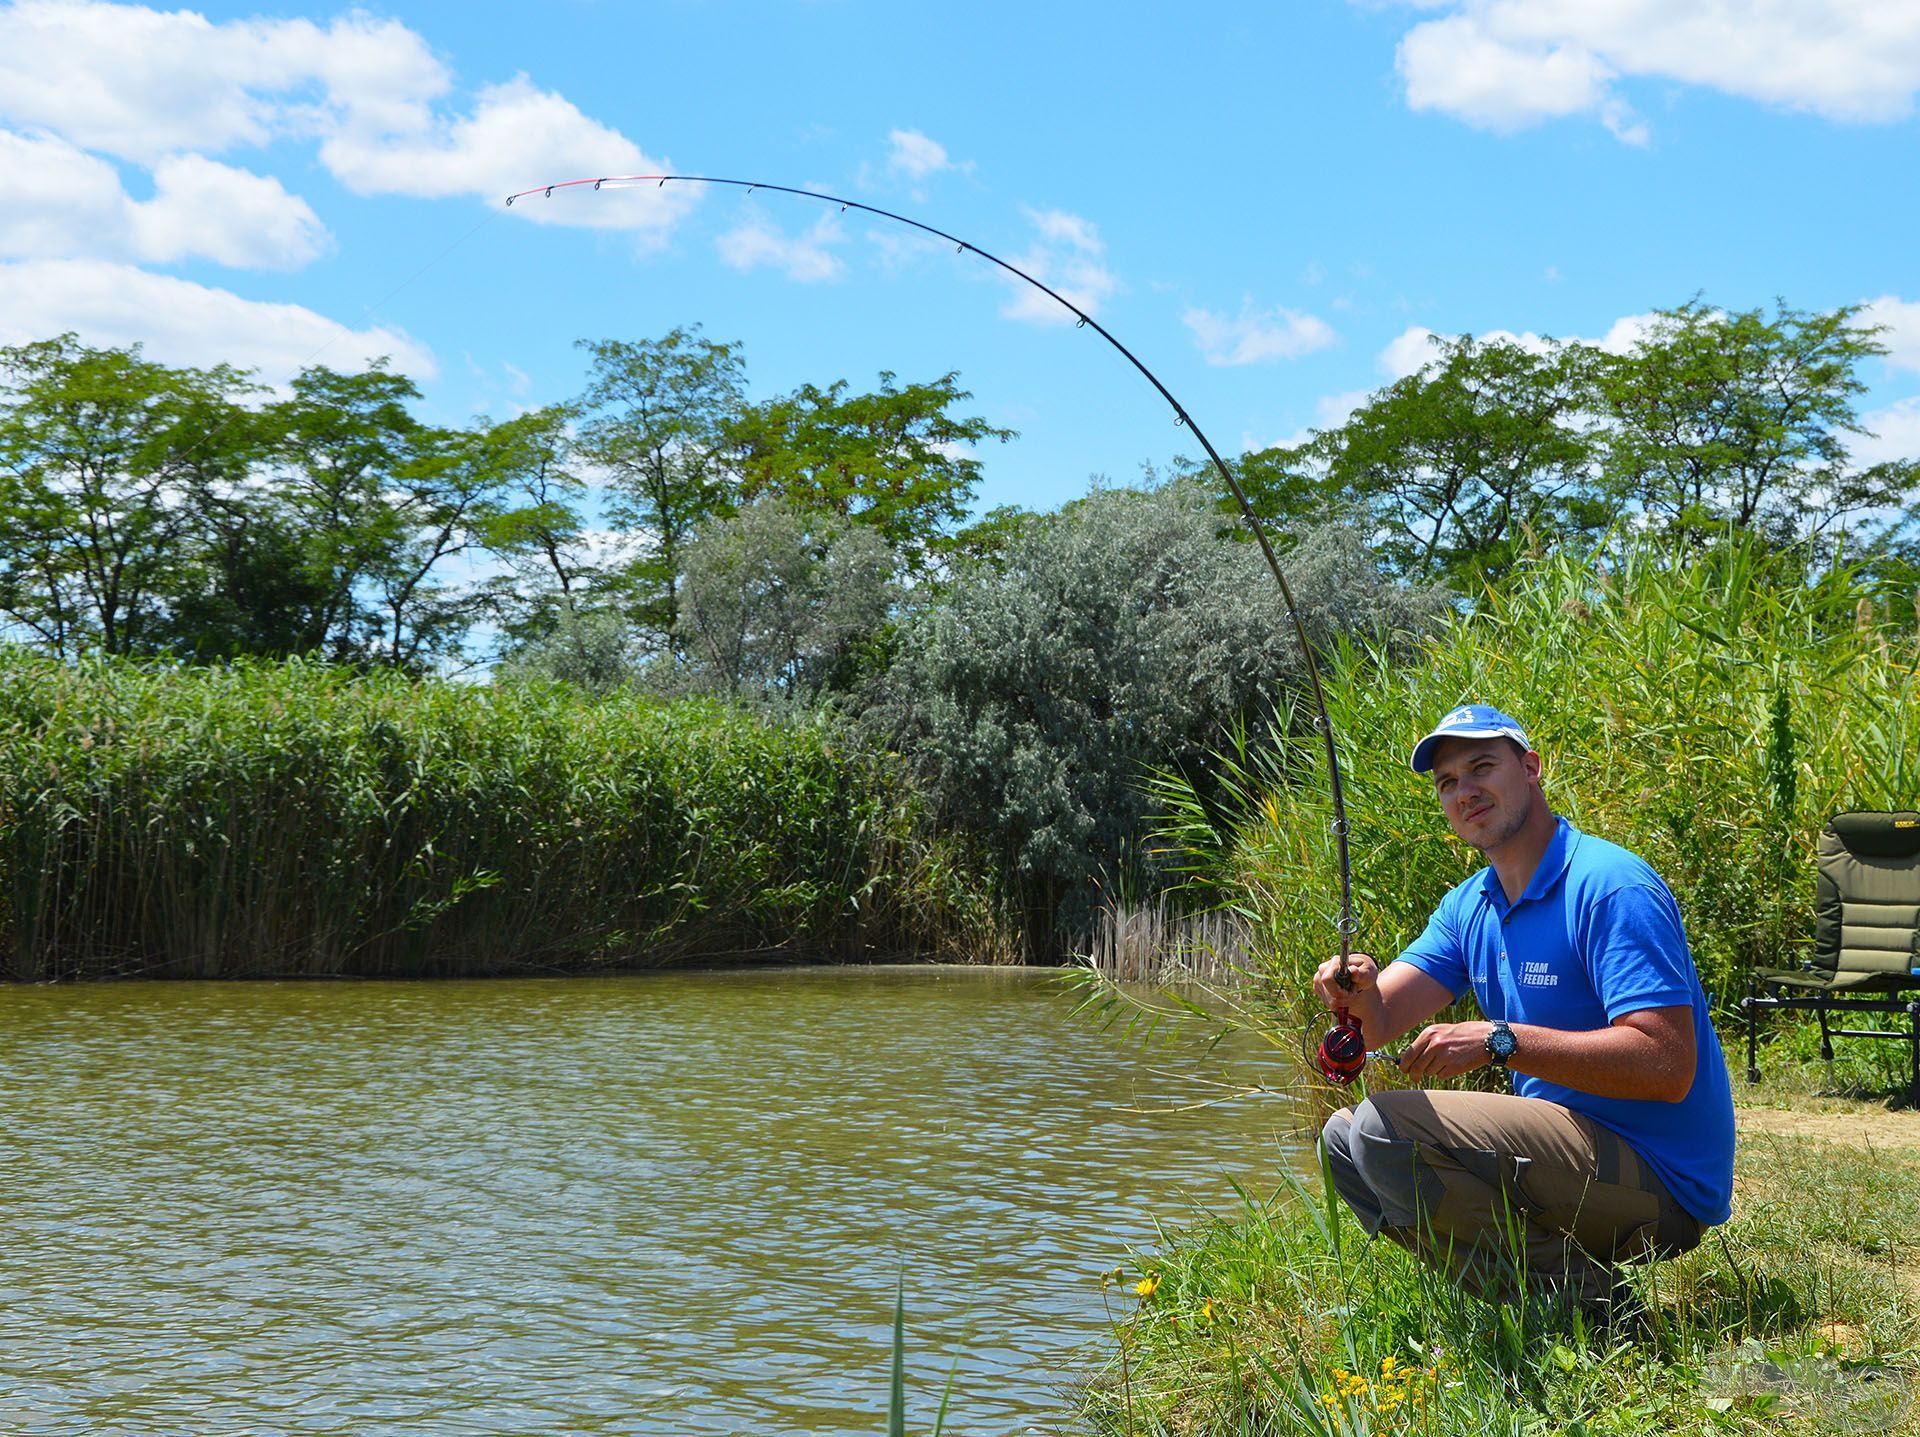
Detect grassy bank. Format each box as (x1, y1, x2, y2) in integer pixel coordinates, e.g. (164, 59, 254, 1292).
(0, 653, 1011, 980)
(1080, 1083, 1920, 1434)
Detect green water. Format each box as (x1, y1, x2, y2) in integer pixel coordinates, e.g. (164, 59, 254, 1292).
(0, 966, 1306, 1435)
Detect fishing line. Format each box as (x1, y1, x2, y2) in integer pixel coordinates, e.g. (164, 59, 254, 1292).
(507, 173, 1362, 1024)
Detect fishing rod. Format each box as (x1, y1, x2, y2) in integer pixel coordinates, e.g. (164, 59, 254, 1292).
(506, 174, 1369, 1079)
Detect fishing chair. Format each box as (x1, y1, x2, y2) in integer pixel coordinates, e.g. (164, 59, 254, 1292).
(1742, 811, 1920, 1106)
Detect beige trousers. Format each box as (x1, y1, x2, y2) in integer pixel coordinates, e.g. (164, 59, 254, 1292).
(1320, 1088, 1704, 1302)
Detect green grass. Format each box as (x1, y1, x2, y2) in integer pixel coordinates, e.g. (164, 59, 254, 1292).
(0, 652, 1014, 979)
(1078, 1128, 1920, 1436)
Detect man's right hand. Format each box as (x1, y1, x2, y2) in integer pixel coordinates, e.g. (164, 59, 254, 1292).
(1312, 952, 1380, 1010)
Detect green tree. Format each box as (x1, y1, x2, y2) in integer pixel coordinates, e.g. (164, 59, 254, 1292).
(365, 415, 540, 670)
(866, 480, 1445, 949)
(0, 334, 260, 655)
(475, 406, 604, 649)
(726, 370, 1014, 568)
(1285, 334, 1602, 583)
(262, 362, 428, 661)
(1595, 299, 1913, 543)
(671, 497, 897, 701)
(572, 328, 745, 650)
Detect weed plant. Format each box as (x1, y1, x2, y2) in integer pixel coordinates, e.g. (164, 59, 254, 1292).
(0, 653, 1012, 979)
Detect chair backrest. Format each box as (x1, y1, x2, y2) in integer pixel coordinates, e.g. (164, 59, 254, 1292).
(1815, 811, 1920, 980)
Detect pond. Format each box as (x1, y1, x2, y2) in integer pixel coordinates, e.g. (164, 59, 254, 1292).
(1, 965, 1311, 1434)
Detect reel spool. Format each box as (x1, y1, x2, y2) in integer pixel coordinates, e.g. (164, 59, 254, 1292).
(1318, 1010, 1368, 1085)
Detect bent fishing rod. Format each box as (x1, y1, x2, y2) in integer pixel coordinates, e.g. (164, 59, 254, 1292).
(506, 174, 1370, 1079)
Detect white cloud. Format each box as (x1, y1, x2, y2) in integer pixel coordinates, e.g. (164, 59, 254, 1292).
(0, 258, 435, 383)
(1184, 301, 1336, 366)
(1863, 295, 1920, 373)
(0, 129, 127, 259)
(1001, 207, 1118, 325)
(1589, 311, 1657, 354)
(0, 3, 684, 235)
(1377, 311, 1654, 378)
(131, 154, 328, 268)
(887, 128, 952, 179)
(1387, 1, 1920, 141)
(1398, 15, 1617, 130)
(328, 77, 692, 235)
(1025, 206, 1103, 254)
(717, 212, 846, 282)
(0, 129, 326, 269)
(1379, 325, 1443, 378)
(1855, 397, 1920, 466)
(0, 3, 444, 163)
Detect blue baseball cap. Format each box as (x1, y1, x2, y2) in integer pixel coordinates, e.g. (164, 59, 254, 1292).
(1409, 704, 1532, 774)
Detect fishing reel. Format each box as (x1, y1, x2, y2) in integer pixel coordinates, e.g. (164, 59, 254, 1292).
(1316, 951, 1369, 1086)
(1317, 1008, 1368, 1085)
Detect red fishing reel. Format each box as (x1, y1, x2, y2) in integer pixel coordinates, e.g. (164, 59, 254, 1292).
(1318, 1008, 1368, 1085)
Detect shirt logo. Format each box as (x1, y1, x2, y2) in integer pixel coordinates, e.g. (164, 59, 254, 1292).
(1519, 960, 1559, 988)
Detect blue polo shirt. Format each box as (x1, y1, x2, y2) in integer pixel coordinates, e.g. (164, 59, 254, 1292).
(1394, 816, 1735, 1225)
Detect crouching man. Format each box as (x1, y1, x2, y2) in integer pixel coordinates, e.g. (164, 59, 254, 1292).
(1313, 705, 1734, 1316)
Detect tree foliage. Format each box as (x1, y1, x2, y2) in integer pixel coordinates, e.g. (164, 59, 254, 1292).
(670, 498, 898, 703)
(572, 328, 745, 648)
(864, 480, 1447, 944)
(0, 335, 260, 655)
(1243, 299, 1918, 583)
(726, 371, 1014, 568)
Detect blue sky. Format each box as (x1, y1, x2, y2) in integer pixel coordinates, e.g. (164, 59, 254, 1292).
(4, 0, 1919, 518)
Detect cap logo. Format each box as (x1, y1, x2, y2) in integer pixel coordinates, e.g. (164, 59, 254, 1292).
(1442, 706, 1476, 728)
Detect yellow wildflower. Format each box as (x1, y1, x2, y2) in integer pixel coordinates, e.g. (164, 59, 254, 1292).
(1133, 1273, 1160, 1299)
(1199, 1297, 1215, 1322)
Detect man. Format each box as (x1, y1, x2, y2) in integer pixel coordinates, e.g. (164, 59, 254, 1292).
(1313, 704, 1735, 1315)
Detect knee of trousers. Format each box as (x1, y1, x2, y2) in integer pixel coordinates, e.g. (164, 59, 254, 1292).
(1346, 1097, 1445, 1230)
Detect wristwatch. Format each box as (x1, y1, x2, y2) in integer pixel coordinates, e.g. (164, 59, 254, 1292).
(1484, 1019, 1518, 1068)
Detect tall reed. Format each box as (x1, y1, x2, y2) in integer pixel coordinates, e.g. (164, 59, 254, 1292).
(1150, 537, 1920, 1012)
(0, 654, 1013, 980)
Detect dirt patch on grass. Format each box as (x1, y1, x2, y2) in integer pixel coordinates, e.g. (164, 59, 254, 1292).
(1736, 1104, 1920, 1151)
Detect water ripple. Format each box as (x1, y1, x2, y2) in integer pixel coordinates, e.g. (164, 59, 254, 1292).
(1, 967, 1307, 1434)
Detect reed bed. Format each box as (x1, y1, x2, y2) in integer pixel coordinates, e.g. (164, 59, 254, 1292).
(1150, 538, 1920, 1016)
(0, 654, 1012, 980)
(1083, 897, 1251, 985)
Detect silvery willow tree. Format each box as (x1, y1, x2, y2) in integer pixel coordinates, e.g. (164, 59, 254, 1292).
(865, 479, 1447, 949)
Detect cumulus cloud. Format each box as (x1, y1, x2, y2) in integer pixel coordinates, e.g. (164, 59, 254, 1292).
(1184, 300, 1336, 366)
(0, 130, 327, 269)
(0, 3, 443, 163)
(0, 2, 685, 234)
(0, 258, 435, 383)
(326, 77, 692, 235)
(887, 128, 952, 179)
(132, 154, 329, 268)
(717, 212, 846, 282)
(1854, 397, 1920, 466)
(1863, 295, 1920, 373)
(1001, 206, 1118, 325)
(1376, 311, 1654, 378)
(1379, 325, 1443, 378)
(1386, 1, 1920, 141)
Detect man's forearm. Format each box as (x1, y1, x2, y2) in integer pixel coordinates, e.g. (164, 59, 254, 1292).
(1506, 1017, 1695, 1102)
(1398, 1006, 1696, 1101)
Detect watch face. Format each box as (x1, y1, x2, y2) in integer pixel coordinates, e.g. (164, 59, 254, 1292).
(1487, 1024, 1517, 1060)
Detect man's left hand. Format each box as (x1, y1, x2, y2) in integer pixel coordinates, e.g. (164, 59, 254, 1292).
(1399, 1020, 1496, 1080)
